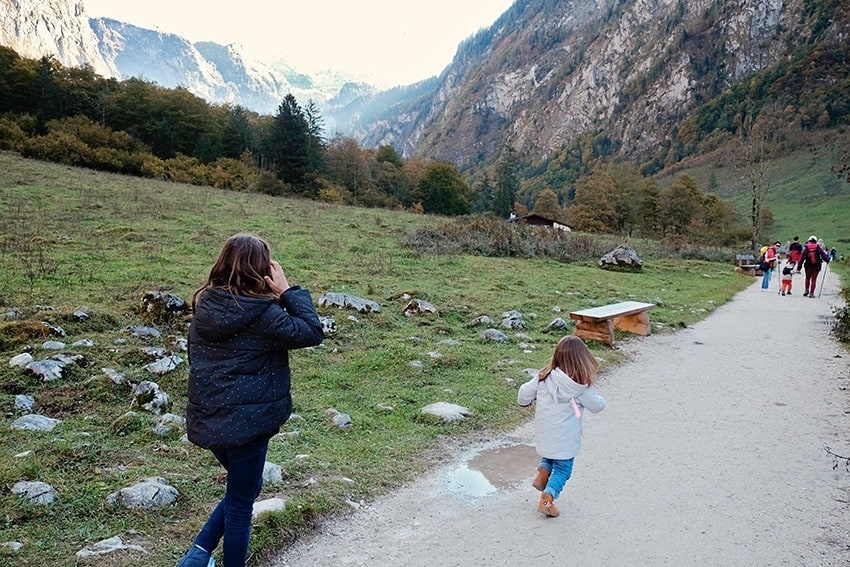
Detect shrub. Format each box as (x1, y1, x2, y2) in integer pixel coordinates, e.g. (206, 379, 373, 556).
(20, 131, 91, 166)
(833, 306, 850, 343)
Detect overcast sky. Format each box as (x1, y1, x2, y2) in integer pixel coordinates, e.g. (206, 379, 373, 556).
(84, 0, 516, 88)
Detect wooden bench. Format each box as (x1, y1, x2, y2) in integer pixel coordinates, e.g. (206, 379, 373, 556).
(735, 254, 759, 275)
(569, 301, 655, 346)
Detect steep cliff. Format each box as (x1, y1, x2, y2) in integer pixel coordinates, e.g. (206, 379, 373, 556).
(0, 0, 117, 77)
(355, 0, 848, 169)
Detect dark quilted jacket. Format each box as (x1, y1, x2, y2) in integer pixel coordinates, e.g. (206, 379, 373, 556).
(187, 286, 324, 449)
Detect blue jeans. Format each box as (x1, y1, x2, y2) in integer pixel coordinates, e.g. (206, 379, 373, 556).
(539, 457, 575, 499)
(194, 438, 269, 566)
(761, 268, 772, 289)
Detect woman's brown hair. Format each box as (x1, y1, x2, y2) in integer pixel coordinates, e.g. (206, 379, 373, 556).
(192, 233, 277, 308)
(537, 335, 600, 386)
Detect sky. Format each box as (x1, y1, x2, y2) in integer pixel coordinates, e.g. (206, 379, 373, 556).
(84, 0, 516, 88)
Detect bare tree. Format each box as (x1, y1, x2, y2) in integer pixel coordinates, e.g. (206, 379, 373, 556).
(727, 107, 792, 246)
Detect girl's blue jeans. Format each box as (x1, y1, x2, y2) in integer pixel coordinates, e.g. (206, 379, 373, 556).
(539, 457, 575, 499)
(194, 437, 269, 566)
(761, 268, 772, 289)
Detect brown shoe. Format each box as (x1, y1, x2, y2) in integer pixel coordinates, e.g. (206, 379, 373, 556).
(538, 493, 560, 517)
(532, 466, 550, 491)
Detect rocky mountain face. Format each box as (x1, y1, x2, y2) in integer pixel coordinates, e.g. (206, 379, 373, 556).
(353, 0, 848, 168)
(0, 0, 373, 116)
(0, 0, 116, 77)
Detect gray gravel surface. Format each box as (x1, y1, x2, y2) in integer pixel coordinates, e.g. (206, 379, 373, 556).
(266, 269, 850, 567)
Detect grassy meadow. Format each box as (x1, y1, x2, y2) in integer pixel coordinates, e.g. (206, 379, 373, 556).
(0, 150, 829, 566)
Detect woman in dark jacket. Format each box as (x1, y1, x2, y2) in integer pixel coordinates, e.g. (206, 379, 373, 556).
(177, 233, 324, 567)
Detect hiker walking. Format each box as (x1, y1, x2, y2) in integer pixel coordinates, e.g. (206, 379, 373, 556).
(760, 241, 780, 291)
(517, 335, 606, 518)
(787, 236, 804, 270)
(177, 233, 324, 567)
(797, 235, 830, 298)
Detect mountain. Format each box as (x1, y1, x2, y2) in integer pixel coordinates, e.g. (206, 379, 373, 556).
(351, 0, 849, 170)
(0, 0, 375, 117)
(0, 0, 116, 77)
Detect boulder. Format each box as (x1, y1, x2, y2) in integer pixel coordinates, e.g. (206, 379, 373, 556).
(599, 245, 643, 271)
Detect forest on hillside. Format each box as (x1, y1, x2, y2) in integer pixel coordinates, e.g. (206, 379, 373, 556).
(3, 36, 848, 248)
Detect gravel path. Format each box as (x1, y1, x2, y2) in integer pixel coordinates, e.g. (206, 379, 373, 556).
(267, 269, 850, 566)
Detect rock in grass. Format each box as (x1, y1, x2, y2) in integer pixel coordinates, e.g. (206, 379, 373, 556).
(75, 534, 149, 562)
(252, 497, 286, 520)
(105, 477, 179, 509)
(10, 414, 61, 431)
(12, 480, 55, 505)
(420, 402, 471, 423)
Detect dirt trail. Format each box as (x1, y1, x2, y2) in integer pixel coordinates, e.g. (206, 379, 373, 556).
(267, 269, 850, 567)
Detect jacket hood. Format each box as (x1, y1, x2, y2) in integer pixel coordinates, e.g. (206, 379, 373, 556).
(543, 367, 588, 402)
(191, 287, 274, 341)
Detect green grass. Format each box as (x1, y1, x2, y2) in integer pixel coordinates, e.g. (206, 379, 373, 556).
(0, 151, 795, 566)
(661, 140, 850, 248)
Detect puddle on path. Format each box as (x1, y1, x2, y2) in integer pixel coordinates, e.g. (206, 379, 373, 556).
(445, 443, 539, 499)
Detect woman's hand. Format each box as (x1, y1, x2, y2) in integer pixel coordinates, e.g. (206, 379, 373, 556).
(264, 260, 290, 296)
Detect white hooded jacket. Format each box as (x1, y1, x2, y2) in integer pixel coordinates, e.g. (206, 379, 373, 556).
(517, 367, 606, 459)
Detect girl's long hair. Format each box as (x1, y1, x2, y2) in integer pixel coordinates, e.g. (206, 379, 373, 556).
(538, 335, 600, 386)
(192, 233, 277, 309)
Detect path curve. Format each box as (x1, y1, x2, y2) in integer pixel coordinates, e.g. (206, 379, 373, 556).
(267, 269, 850, 566)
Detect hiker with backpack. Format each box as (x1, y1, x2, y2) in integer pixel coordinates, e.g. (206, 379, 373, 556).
(787, 236, 804, 271)
(760, 241, 780, 291)
(797, 235, 830, 298)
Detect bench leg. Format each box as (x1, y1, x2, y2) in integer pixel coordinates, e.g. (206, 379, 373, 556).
(574, 319, 615, 346)
(613, 312, 651, 336)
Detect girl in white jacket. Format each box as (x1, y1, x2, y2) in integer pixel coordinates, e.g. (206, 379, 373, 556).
(517, 335, 606, 517)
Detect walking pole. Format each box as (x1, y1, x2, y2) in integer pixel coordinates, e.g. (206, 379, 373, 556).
(817, 262, 830, 298)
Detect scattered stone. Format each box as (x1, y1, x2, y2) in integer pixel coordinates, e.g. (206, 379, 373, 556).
(553, 306, 562, 312)
(24, 359, 66, 381)
(437, 339, 461, 346)
(319, 316, 338, 335)
(469, 315, 495, 326)
(105, 476, 179, 509)
(102, 368, 128, 385)
(376, 403, 395, 412)
(9, 353, 33, 368)
(11, 480, 55, 505)
(420, 402, 471, 423)
(263, 461, 284, 486)
(124, 326, 161, 340)
(75, 534, 149, 563)
(140, 290, 190, 325)
(346, 315, 359, 323)
(73, 310, 90, 322)
(14, 394, 35, 412)
(10, 414, 62, 431)
(409, 360, 424, 368)
(152, 413, 186, 436)
(71, 339, 95, 347)
(144, 354, 183, 375)
(252, 498, 286, 520)
(326, 408, 353, 428)
(141, 346, 168, 359)
(501, 310, 525, 330)
(318, 292, 381, 313)
(403, 298, 438, 317)
(481, 329, 508, 343)
(41, 340, 66, 350)
(131, 381, 172, 414)
(169, 336, 188, 351)
(41, 321, 65, 336)
(50, 353, 86, 366)
(548, 317, 569, 330)
(599, 245, 644, 271)
(3, 541, 23, 552)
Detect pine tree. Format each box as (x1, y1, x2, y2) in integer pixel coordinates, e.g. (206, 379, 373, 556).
(269, 93, 310, 185)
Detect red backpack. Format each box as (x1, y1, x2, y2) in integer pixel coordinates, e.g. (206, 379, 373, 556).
(804, 242, 822, 266)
